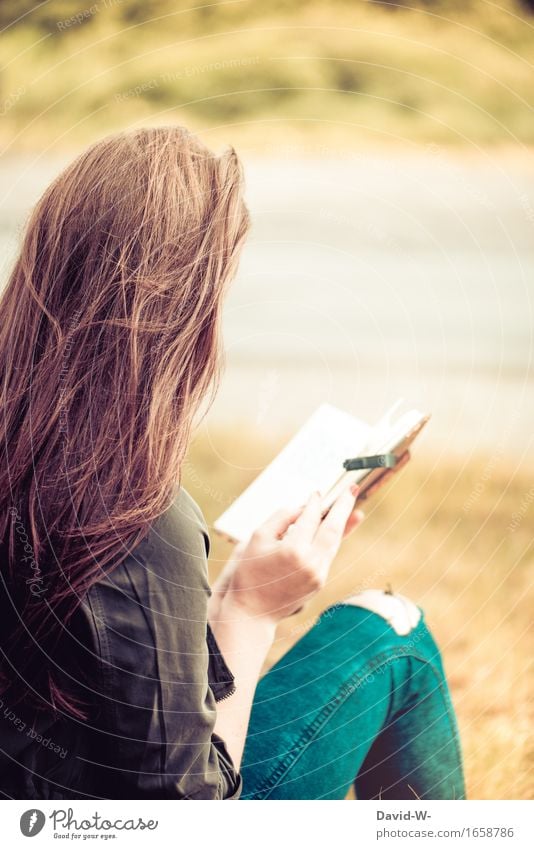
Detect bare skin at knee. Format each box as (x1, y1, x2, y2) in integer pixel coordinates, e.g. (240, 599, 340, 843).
(341, 588, 421, 636)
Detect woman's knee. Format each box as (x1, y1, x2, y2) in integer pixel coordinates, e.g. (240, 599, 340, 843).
(318, 587, 447, 667)
(325, 588, 448, 676)
(333, 588, 422, 636)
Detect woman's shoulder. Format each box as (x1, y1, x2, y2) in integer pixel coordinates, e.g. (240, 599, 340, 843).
(146, 486, 211, 565)
(84, 487, 212, 642)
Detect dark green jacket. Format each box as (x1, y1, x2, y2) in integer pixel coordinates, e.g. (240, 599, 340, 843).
(0, 489, 241, 800)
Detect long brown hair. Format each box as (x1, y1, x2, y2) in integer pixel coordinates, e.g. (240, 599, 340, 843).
(0, 126, 249, 716)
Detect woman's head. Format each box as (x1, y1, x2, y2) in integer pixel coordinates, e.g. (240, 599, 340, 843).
(0, 126, 249, 714)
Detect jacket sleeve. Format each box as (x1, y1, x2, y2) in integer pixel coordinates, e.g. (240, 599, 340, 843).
(82, 490, 241, 800)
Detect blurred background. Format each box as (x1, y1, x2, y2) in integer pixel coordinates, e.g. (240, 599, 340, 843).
(1, 0, 532, 799)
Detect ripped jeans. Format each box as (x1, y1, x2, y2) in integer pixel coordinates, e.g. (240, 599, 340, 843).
(240, 591, 466, 800)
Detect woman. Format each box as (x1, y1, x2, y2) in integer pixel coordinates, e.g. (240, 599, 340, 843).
(0, 127, 465, 800)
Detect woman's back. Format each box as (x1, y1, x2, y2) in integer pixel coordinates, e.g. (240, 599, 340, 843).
(0, 488, 239, 799)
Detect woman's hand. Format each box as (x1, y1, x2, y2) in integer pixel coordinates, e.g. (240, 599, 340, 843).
(211, 484, 363, 625)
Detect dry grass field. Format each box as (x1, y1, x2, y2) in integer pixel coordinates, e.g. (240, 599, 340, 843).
(184, 429, 533, 800)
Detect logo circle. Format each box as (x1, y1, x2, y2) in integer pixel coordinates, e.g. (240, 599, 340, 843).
(20, 809, 46, 837)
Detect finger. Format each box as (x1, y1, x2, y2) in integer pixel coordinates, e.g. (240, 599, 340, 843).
(255, 504, 305, 540)
(290, 490, 323, 545)
(343, 508, 365, 537)
(313, 486, 356, 559)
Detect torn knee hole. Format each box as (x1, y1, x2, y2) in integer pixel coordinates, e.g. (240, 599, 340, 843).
(342, 588, 421, 636)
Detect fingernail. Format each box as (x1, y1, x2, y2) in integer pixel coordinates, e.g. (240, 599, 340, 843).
(350, 483, 360, 497)
(354, 509, 365, 522)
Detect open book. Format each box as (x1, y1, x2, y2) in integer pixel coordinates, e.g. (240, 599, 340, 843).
(214, 400, 430, 544)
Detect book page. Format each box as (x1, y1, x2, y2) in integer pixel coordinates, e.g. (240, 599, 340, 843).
(214, 404, 371, 543)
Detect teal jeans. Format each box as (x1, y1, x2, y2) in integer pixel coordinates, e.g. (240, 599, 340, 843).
(240, 597, 465, 800)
